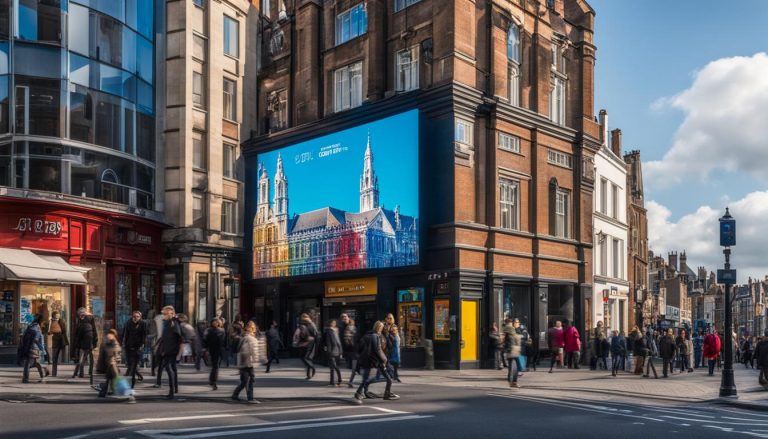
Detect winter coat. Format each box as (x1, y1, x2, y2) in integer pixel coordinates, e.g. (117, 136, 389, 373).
(610, 336, 627, 357)
(48, 318, 69, 349)
(18, 323, 46, 361)
(754, 340, 768, 367)
(122, 319, 148, 350)
(693, 335, 704, 350)
(631, 329, 645, 356)
(675, 336, 689, 355)
(502, 323, 521, 358)
(96, 339, 121, 376)
(343, 324, 358, 350)
(237, 333, 260, 368)
(703, 333, 721, 360)
(203, 327, 226, 357)
(489, 328, 502, 350)
(323, 327, 343, 358)
(389, 333, 402, 364)
(659, 335, 677, 359)
(180, 321, 200, 355)
(157, 318, 183, 357)
(73, 315, 98, 351)
(266, 327, 282, 354)
(292, 320, 318, 349)
(642, 333, 658, 357)
(564, 326, 581, 353)
(357, 331, 387, 369)
(593, 326, 606, 341)
(548, 326, 565, 349)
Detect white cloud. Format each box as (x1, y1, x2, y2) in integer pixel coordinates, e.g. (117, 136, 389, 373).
(644, 53, 768, 187)
(647, 191, 768, 283)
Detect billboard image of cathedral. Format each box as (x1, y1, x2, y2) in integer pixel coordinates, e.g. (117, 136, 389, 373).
(251, 110, 419, 279)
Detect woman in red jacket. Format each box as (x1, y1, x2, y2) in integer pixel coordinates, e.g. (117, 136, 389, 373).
(564, 320, 581, 369)
(703, 329, 721, 376)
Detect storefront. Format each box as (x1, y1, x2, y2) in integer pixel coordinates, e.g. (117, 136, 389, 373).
(0, 197, 165, 363)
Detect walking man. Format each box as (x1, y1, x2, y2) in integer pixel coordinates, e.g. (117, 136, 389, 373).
(122, 310, 147, 388)
(204, 318, 226, 390)
(353, 321, 399, 403)
(19, 314, 49, 383)
(630, 326, 645, 375)
(503, 318, 524, 388)
(704, 328, 721, 376)
(610, 330, 626, 376)
(72, 307, 98, 384)
(642, 330, 659, 379)
(265, 321, 282, 373)
(693, 330, 704, 368)
(753, 330, 768, 388)
(324, 319, 343, 386)
(154, 305, 183, 399)
(293, 313, 318, 379)
(659, 328, 677, 378)
(490, 322, 503, 370)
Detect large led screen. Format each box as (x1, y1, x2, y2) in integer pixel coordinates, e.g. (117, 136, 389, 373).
(251, 110, 419, 279)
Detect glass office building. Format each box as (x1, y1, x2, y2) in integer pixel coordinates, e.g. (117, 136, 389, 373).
(0, 0, 156, 209)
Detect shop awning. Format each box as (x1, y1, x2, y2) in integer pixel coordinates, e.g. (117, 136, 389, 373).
(0, 248, 89, 285)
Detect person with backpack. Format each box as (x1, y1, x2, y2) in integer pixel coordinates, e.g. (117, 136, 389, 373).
(630, 326, 645, 374)
(265, 321, 282, 373)
(204, 318, 226, 390)
(153, 305, 183, 399)
(72, 307, 98, 384)
(95, 328, 131, 401)
(609, 330, 626, 377)
(47, 311, 68, 377)
(323, 319, 343, 386)
(353, 321, 399, 403)
(704, 328, 721, 376)
(227, 318, 244, 368)
(293, 313, 318, 379)
(232, 321, 261, 403)
(19, 314, 49, 383)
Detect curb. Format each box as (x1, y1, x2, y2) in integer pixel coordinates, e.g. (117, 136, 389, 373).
(714, 398, 768, 412)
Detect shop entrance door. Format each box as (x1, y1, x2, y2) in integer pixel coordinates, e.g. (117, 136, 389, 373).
(460, 299, 478, 362)
(324, 303, 377, 334)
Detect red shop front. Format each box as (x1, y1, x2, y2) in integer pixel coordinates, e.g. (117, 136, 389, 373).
(0, 197, 165, 361)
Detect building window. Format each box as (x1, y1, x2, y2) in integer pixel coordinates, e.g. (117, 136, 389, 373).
(599, 236, 608, 276)
(267, 89, 287, 132)
(193, 131, 206, 170)
(193, 193, 205, 228)
(223, 143, 236, 179)
(194, 0, 204, 7)
(551, 42, 566, 74)
(193, 34, 207, 61)
(223, 78, 236, 120)
(394, 0, 421, 12)
(333, 61, 363, 112)
(507, 25, 521, 105)
(455, 118, 473, 145)
(221, 200, 236, 234)
(547, 149, 572, 169)
(507, 25, 521, 63)
(611, 183, 619, 219)
(335, 3, 367, 46)
(498, 132, 520, 153)
(612, 238, 622, 279)
(509, 65, 520, 106)
(555, 189, 570, 238)
(499, 178, 519, 230)
(396, 46, 419, 92)
(550, 76, 566, 125)
(193, 71, 205, 108)
(600, 178, 607, 214)
(223, 15, 239, 58)
(261, 0, 271, 18)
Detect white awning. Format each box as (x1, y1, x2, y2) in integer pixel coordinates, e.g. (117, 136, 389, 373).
(0, 248, 89, 285)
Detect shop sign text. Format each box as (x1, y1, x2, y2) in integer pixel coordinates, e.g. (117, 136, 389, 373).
(12, 217, 63, 236)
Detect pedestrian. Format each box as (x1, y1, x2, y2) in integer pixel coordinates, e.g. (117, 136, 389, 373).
(610, 330, 626, 377)
(490, 322, 504, 370)
(693, 330, 704, 369)
(741, 336, 754, 368)
(265, 321, 282, 373)
(147, 310, 159, 376)
(703, 328, 721, 376)
(323, 319, 343, 386)
(196, 319, 208, 370)
(547, 321, 565, 373)
(153, 305, 183, 399)
(659, 328, 677, 378)
(388, 323, 402, 381)
(227, 318, 244, 368)
(564, 320, 581, 369)
(47, 311, 68, 377)
(753, 330, 768, 388)
(631, 326, 645, 375)
(232, 321, 261, 404)
(292, 313, 318, 379)
(122, 310, 147, 388)
(95, 328, 132, 402)
(176, 314, 199, 366)
(502, 318, 523, 388)
(676, 329, 693, 373)
(204, 318, 226, 390)
(18, 314, 49, 383)
(346, 319, 361, 387)
(71, 307, 98, 384)
(642, 330, 659, 379)
(353, 321, 399, 403)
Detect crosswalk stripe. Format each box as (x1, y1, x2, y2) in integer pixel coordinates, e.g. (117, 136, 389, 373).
(120, 404, 350, 425)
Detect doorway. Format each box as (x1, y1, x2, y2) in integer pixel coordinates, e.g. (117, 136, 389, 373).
(460, 299, 478, 362)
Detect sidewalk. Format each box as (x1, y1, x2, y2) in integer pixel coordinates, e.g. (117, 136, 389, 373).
(2, 359, 768, 410)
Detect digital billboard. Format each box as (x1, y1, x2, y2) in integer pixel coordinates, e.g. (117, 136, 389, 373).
(251, 110, 419, 279)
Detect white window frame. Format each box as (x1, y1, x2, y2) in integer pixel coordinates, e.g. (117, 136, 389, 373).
(396, 45, 419, 92)
(335, 3, 368, 46)
(499, 178, 519, 230)
(507, 25, 520, 63)
(599, 178, 607, 214)
(611, 183, 619, 219)
(223, 143, 236, 179)
(509, 64, 520, 106)
(555, 189, 570, 238)
(223, 15, 239, 58)
(612, 238, 621, 279)
(550, 76, 566, 125)
(192, 71, 205, 108)
(333, 61, 363, 112)
(223, 78, 237, 121)
(455, 118, 473, 145)
(394, 0, 421, 13)
(221, 200, 237, 234)
(498, 132, 520, 153)
(547, 149, 572, 169)
(599, 237, 608, 276)
(193, 193, 204, 228)
(193, 131, 206, 170)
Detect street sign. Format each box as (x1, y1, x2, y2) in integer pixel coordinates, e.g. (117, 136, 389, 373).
(720, 210, 736, 246)
(717, 269, 737, 284)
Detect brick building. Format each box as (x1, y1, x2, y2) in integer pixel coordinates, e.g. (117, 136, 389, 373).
(624, 149, 648, 328)
(243, 0, 600, 369)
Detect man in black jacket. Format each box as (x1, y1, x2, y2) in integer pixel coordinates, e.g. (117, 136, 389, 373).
(122, 310, 147, 388)
(72, 308, 98, 384)
(153, 305, 183, 399)
(353, 321, 399, 403)
(204, 318, 226, 390)
(659, 328, 678, 378)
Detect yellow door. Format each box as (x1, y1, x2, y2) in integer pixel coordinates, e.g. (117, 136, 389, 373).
(460, 300, 478, 361)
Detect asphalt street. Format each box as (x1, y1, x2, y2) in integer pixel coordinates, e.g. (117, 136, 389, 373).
(2, 379, 767, 439)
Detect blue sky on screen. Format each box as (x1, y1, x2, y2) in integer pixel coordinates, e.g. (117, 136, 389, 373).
(256, 110, 419, 217)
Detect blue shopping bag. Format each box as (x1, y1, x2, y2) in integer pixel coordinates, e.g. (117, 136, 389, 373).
(519, 355, 527, 370)
(112, 376, 133, 397)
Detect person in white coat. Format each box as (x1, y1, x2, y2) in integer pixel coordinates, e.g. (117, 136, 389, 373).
(232, 321, 261, 403)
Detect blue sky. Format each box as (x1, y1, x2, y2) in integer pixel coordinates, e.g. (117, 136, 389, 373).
(590, 0, 768, 279)
(255, 110, 419, 218)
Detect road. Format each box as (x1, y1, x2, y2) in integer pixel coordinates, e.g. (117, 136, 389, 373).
(2, 380, 768, 439)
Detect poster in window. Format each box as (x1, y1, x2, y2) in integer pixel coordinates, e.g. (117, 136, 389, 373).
(434, 299, 450, 341)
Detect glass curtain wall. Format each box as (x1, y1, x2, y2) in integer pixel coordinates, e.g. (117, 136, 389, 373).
(0, 0, 155, 208)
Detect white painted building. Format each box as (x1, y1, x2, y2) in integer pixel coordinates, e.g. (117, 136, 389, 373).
(592, 110, 630, 335)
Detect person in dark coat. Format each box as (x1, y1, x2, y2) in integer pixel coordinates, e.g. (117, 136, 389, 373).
(353, 321, 398, 403)
(153, 305, 183, 399)
(642, 329, 659, 378)
(337, 313, 351, 368)
(324, 319, 343, 386)
(345, 319, 361, 386)
(659, 328, 677, 378)
(72, 307, 98, 383)
(122, 310, 147, 388)
(753, 330, 768, 387)
(19, 314, 49, 383)
(292, 313, 318, 379)
(265, 321, 282, 373)
(203, 318, 226, 390)
(47, 311, 68, 377)
(609, 330, 627, 377)
(95, 329, 122, 398)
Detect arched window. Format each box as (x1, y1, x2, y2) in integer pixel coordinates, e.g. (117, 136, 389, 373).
(100, 169, 120, 203)
(507, 25, 520, 63)
(507, 24, 521, 106)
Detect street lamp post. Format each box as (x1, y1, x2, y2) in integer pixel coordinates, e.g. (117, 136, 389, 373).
(718, 208, 737, 398)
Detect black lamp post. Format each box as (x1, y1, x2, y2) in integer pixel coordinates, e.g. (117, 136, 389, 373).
(718, 207, 737, 397)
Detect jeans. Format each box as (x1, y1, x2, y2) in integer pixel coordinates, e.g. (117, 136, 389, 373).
(507, 356, 523, 383)
(209, 353, 220, 385)
(566, 351, 580, 369)
(494, 348, 505, 369)
(708, 359, 716, 375)
(266, 349, 278, 372)
(124, 348, 142, 388)
(679, 354, 689, 372)
(694, 349, 703, 368)
(356, 364, 393, 396)
(74, 349, 94, 381)
(662, 358, 674, 376)
(51, 345, 64, 376)
(158, 355, 178, 396)
(22, 356, 45, 382)
(328, 355, 342, 384)
(300, 345, 315, 377)
(611, 355, 623, 374)
(644, 356, 658, 378)
(233, 367, 255, 400)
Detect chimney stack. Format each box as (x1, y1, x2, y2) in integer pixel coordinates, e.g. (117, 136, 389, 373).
(599, 109, 608, 147)
(611, 128, 622, 157)
(679, 251, 687, 274)
(668, 251, 678, 272)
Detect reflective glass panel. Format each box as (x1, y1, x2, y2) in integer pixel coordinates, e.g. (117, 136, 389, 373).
(18, 0, 62, 44)
(68, 3, 89, 55)
(136, 110, 154, 162)
(223, 15, 238, 57)
(122, 28, 137, 73)
(15, 77, 63, 137)
(0, 75, 8, 133)
(14, 44, 64, 78)
(137, 79, 152, 114)
(136, 35, 152, 83)
(69, 85, 94, 143)
(0, 42, 7, 74)
(136, 0, 152, 39)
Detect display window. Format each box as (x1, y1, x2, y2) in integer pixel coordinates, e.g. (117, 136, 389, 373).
(434, 298, 450, 341)
(20, 283, 71, 347)
(0, 282, 18, 345)
(397, 287, 424, 347)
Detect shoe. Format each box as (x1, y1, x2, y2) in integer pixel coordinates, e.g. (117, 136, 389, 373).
(497, 367, 503, 370)
(347, 382, 354, 388)
(44, 369, 50, 377)
(21, 379, 29, 384)
(395, 378, 402, 383)
(642, 374, 649, 378)
(265, 369, 270, 373)
(231, 395, 240, 402)
(364, 391, 380, 399)
(354, 392, 364, 403)
(548, 370, 553, 374)
(165, 394, 174, 399)
(211, 384, 218, 391)
(311, 368, 316, 378)
(152, 384, 160, 388)
(337, 383, 342, 387)
(127, 396, 136, 404)
(510, 382, 520, 388)
(384, 393, 400, 400)
(247, 399, 261, 404)
(137, 375, 144, 382)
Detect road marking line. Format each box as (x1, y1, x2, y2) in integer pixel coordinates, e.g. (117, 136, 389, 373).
(704, 425, 768, 438)
(137, 415, 432, 438)
(368, 406, 410, 414)
(120, 404, 351, 425)
(488, 393, 665, 423)
(661, 415, 768, 426)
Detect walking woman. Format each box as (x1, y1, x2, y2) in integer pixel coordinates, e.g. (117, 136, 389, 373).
(323, 319, 343, 386)
(204, 318, 226, 390)
(388, 322, 402, 382)
(503, 318, 523, 388)
(232, 321, 260, 403)
(48, 311, 68, 377)
(19, 314, 49, 383)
